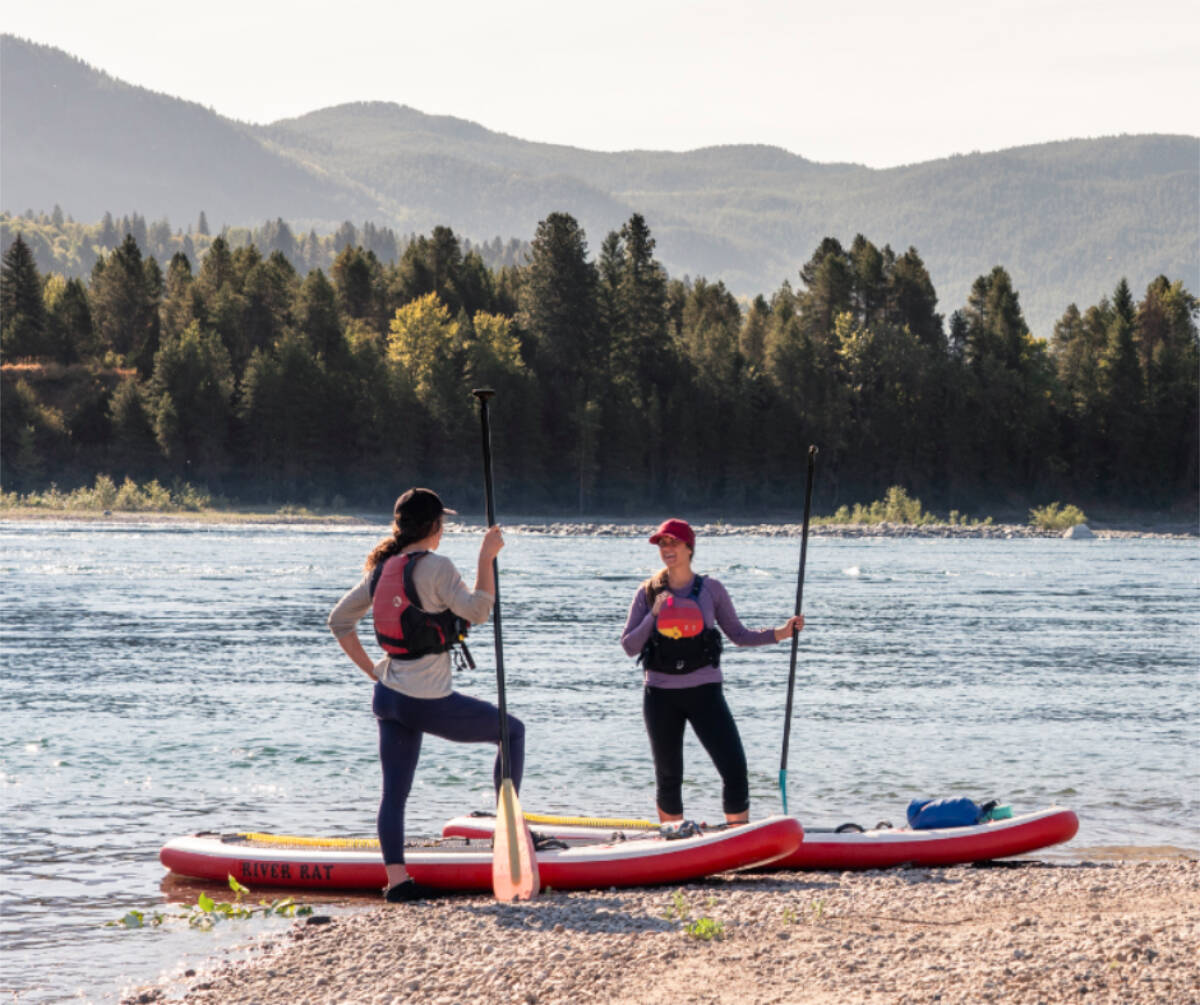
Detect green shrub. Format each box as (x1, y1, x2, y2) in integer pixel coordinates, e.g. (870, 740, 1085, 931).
(90, 474, 118, 510)
(114, 477, 145, 510)
(1029, 502, 1088, 530)
(170, 479, 210, 511)
(0, 476, 214, 513)
(823, 486, 936, 525)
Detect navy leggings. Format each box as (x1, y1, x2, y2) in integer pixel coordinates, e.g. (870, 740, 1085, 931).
(643, 682, 749, 816)
(373, 683, 525, 864)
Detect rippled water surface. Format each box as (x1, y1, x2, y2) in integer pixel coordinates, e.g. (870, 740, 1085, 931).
(2, 522, 1197, 1002)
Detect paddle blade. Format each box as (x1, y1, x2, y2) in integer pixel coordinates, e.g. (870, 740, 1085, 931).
(492, 779, 539, 901)
(778, 768, 789, 816)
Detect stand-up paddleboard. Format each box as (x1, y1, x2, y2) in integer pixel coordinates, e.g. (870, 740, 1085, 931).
(443, 806, 1078, 869)
(159, 815, 802, 892)
(782, 807, 1078, 869)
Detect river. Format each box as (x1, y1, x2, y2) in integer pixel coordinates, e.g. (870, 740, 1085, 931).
(1, 521, 1196, 1002)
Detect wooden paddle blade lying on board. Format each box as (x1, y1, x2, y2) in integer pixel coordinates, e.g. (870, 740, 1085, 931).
(492, 778, 539, 900)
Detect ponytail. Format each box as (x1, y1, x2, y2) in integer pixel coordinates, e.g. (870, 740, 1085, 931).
(364, 515, 441, 572)
(642, 568, 670, 607)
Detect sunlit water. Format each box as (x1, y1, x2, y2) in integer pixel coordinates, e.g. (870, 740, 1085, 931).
(1, 522, 1197, 1002)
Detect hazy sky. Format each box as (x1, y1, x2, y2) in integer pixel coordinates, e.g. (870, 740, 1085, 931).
(7, 0, 1198, 167)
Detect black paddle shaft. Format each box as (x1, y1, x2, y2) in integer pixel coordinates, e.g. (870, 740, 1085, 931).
(472, 388, 513, 781)
(780, 445, 818, 773)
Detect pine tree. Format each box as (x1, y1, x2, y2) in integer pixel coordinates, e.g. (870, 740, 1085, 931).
(45, 276, 94, 363)
(160, 253, 196, 342)
(297, 269, 344, 360)
(99, 212, 119, 248)
(332, 245, 382, 325)
(0, 234, 46, 359)
(89, 235, 160, 376)
(519, 212, 603, 508)
(798, 238, 853, 342)
(1097, 278, 1145, 486)
(148, 321, 233, 477)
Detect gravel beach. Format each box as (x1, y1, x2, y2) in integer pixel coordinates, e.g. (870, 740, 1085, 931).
(126, 858, 1198, 1005)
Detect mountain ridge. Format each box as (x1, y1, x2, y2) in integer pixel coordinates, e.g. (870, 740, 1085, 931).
(2, 34, 1196, 336)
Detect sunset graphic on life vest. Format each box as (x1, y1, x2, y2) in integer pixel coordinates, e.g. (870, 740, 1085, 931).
(655, 595, 705, 639)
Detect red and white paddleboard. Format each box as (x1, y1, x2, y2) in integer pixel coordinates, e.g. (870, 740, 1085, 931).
(444, 806, 1078, 870)
(783, 807, 1078, 869)
(159, 815, 802, 893)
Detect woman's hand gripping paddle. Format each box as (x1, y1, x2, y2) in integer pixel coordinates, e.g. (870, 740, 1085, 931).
(779, 445, 817, 816)
(473, 388, 539, 901)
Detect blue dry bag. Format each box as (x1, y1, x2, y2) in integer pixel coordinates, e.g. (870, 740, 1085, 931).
(906, 797, 983, 830)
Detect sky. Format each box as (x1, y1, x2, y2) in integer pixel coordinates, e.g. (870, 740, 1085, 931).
(5, 0, 1198, 167)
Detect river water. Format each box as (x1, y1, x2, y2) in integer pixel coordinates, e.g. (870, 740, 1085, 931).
(1, 521, 1197, 1002)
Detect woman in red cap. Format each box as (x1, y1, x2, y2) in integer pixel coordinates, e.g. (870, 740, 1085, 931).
(621, 518, 803, 827)
(328, 487, 523, 901)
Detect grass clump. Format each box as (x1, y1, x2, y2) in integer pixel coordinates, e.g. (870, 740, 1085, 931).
(661, 888, 725, 941)
(1029, 502, 1088, 530)
(685, 916, 725, 941)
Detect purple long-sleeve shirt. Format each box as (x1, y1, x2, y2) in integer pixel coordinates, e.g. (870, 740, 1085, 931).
(621, 575, 776, 689)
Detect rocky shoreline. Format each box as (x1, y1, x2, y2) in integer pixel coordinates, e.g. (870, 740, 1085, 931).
(2, 509, 1193, 539)
(451, 520, 1195, 540)
(124, 858, 1198, 1005)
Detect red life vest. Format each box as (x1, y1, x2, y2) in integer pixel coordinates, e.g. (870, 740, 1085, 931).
(369, 551, 469, 660)
(638, 575, 723, 674)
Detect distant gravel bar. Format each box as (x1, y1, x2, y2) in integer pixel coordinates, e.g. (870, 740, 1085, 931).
(445, 519, 1197, 541)
(128, 859, 1198, 1005)
(2, 509, 1193, 538)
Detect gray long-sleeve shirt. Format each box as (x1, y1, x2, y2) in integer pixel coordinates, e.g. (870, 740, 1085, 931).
(328, 550, 493, 698)
(620, 575, 776, 689)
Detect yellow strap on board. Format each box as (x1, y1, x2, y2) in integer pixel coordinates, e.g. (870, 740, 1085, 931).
(522, 812, 658, 829)
(236, 831, 381, 849)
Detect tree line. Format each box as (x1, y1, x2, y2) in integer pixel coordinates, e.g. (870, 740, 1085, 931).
(1, 212, 1196, 514)
(0, 209, 531, 288)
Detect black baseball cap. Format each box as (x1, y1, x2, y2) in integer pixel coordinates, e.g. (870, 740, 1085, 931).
(394, 487, 456, 525)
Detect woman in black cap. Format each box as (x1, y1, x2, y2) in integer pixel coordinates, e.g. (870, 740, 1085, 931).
(328, 487, 522, 901)
(621, 518, 803, 827)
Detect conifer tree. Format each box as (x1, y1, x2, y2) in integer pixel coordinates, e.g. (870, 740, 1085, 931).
(1, 234, 46, 359)
(296, 269, 344, 360)
(148, 321, 233, 477)
(45, 275, 94, 363)
(520, 212, 602, 508)
(89, 235, 160, 375)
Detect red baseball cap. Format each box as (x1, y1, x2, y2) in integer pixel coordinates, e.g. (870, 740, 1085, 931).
(649, 518, 695, 549)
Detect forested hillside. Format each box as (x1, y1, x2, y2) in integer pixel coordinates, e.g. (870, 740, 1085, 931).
(3, 34, 1195, 339)
(3, 213, 1196, 514)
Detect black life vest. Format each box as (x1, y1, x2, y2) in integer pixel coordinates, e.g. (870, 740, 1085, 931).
(638, 574, 723, 674)
(369, 551, 469, 661)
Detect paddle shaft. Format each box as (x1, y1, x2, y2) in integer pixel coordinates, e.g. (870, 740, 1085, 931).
(473, 389, 511, 781)
(779, 446, 818, 784)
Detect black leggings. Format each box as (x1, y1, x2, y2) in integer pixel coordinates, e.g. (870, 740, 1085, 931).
(643, 682, 749, 816)
(373, 684, 525, 864)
